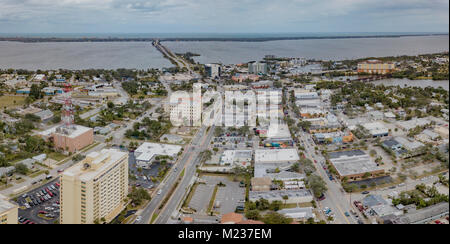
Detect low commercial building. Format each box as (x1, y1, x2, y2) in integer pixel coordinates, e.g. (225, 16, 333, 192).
(362, 121, 389, 138)
(295, 92, 319, 100)
(60, 149, 129, 224)
(295, 99, 322, 108)
(394, 137, 425, 152)
(266, 171, 305, 183)
(231, 74, 259, 83)
(0, 194, 18, 224)
(0, 166, 14, 177)
(39, 125, 94, 153)
(328, 150, 385, 182)
(255, 149, 299, 165)
(434, 126, 449, 139)
(300, 108, 326, 118)
(134, 143, 182, 169)
(34, 109, 54, 122)
(396, 118, 431, 131)
(390, 202, 449, 224)
(265, 123, 292, 139)
(249, 189, 313, 204)
(251, 80, 273, 89)
(220, 150, 253, 167)
(251, 177, 272, 192)
(278, 207, 315, 221)
(382, 138, 408, 157)
(314, 131, 354, 144)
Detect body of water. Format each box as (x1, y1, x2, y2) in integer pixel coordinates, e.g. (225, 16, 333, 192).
(0, 34, 448, 70)
(0, 41, 171, 70)
(165, 35, 449, 64)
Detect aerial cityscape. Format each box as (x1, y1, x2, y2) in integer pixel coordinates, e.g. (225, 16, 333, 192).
(0, 0, 449, 231)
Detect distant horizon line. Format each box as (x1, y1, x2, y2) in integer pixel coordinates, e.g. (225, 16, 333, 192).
(0, 31, 448, 34)
(0, 32, 448, 43)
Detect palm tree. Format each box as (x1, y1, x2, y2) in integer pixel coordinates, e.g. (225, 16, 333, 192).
(282, 195, 289, 206)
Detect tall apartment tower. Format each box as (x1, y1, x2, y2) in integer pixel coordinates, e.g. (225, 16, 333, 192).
(60, 149, 129, 224)
(205, 63, 222, 79)
(169, 83, 202, 127)
(248, 61, 268, 75)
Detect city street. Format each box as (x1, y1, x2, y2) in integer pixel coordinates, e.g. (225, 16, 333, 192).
(135, 126, 213, 224)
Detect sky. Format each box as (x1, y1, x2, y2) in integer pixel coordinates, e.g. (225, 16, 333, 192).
(0, 0, 449, 34)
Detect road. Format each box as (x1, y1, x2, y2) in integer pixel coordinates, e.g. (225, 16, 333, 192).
(155, 126, 215, 224)
(135, 126, 214, 224)
(110, 97, 162, 146)
(153, 41, 199, 78)
(298, 132, 359, 224)
(135, 41, 209, 224)
(287, 93, 358, 224)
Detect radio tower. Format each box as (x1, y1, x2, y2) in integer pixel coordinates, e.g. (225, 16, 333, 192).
(62, 82, 74, 129)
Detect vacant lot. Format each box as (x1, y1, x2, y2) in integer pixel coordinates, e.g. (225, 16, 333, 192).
(0, 95, 26, 108)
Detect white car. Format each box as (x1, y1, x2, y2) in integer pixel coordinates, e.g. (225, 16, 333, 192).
(136, 216, 142, 222)
(157, 189, 162, 195)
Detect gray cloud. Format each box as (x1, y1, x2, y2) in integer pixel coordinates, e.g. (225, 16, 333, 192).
(0, 0, 448, 33)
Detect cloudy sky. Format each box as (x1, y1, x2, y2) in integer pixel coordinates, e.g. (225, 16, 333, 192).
(0, 0, 448, 33)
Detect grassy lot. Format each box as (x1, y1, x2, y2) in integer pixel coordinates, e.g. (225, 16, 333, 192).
(28, 170, 47, 178)
(48, 152, 67, 162)
(207, 185, 219, 213)
(0, 95, 26, 108)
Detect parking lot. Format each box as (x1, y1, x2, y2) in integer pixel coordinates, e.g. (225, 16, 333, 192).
(214, 178, 246, 215)
(129, 152, 171, 190)
(189, 184, 216, 214)
(16, 178, 61, 224)
(189, 175, 245, 215)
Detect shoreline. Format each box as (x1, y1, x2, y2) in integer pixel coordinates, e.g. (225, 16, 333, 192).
(0, 33, 448, 43)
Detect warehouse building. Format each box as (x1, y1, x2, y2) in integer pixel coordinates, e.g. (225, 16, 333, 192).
(362, 121, 389, 138)
(255, 149, 299, 164)
(328, 150, 385, 182)
(249, 189, 313, 204)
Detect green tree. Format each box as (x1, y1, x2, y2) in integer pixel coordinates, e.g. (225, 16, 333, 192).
(262, 211, 292, 224)
(307, 175, 328, 198)
(245, 210, 261, 220)
(15, 163, 29, 175)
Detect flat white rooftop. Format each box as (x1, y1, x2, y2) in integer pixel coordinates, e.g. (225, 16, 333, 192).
(328, 150, 380, 177)
(135, 142, 182, 163)
(255, 149, 299, 164)
(39, 124, 92, 139)
(266, 123, 292, 139)
(63, 149, 128, 182)
(362, 121, 389, 135)
(221, 150, 253, 165)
